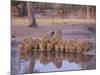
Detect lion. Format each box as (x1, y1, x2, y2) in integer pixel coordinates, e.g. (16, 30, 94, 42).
(47, 42, 54, 51)
(81, 41, 92, 52)
(59, 41, 65, 52)
(34, 39, 40, 50)
(39, 40, 46, 51)
(18, 38, 34, 54)
(64, 40, 76, 53)
(55, 43, 60, 52)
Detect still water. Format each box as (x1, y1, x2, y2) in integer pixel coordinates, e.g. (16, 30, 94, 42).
(11, 50, 96, 75)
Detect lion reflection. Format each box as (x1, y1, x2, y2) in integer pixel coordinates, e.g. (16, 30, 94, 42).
(20, 51, 93, 69)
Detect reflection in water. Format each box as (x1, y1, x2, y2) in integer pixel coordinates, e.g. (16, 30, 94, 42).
(15, 51, 96, 74)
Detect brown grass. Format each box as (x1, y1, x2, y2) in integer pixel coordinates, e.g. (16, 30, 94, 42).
(12, 17, 96, 26)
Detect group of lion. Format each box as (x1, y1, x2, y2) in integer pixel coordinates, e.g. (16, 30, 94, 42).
(18, 30, 92, 53)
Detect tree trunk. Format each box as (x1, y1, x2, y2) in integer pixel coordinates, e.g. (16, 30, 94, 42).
(26, 2, 37, 27)
(86, 6, 90, 19)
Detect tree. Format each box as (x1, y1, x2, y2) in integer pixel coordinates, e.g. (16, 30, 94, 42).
(26, 2, 37, 27)
(86, 5, 90, 19)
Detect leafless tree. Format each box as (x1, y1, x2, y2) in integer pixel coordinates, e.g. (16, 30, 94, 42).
(26, 2, 37, 27)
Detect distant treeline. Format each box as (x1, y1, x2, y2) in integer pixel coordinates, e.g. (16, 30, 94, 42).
(11, 1, 96, 19)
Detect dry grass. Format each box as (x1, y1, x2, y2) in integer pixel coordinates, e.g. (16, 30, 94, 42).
(11, 17, 96, 26)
